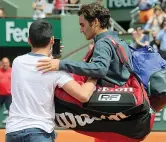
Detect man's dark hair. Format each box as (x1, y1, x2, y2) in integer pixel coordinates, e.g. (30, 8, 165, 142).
(77, 2, 110, 29)
(29, 19, 53, 48)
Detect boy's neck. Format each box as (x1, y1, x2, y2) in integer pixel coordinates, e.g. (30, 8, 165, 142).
(31, 47, 49, 56)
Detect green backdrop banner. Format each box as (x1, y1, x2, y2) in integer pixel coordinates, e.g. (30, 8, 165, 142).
(0, 18, 61, 47)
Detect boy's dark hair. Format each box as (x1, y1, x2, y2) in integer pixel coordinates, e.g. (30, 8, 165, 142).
(29, 19, 53, 48)
(77, 2, 110, 29)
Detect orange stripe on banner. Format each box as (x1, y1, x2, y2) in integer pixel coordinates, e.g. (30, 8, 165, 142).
(0, 130, 166, 142)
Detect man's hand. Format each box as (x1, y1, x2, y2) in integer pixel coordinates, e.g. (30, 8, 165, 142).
(37, 58, 60, 73)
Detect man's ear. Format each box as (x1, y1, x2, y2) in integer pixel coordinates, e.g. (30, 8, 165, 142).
(93, 18, 100, 27)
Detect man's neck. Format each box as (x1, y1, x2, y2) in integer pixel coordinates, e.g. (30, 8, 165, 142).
(96, 28, 108, 36)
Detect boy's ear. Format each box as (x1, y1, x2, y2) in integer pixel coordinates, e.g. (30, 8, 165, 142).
(50, 36, 54, 44)
(28, 37, 31, 45)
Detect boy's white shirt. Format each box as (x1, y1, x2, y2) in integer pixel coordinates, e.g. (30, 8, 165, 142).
(6, 53, 73, 133)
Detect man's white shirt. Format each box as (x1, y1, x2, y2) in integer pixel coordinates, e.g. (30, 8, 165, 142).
(6, 53, 73, 133)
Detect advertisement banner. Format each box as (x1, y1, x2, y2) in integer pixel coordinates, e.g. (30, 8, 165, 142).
(0, 18, 61, 47)
(107, 0, 137, 9)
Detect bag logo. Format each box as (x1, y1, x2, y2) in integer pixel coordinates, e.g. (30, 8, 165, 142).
(55, 112, 129, 128)
(97, 87, 133, 92)
(98, 94, 121, 101)
(101, 113, 129, 121)
(55, 112, 101, 128)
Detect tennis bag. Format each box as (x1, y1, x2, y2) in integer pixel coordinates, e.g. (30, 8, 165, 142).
(54, 36, 155, 141)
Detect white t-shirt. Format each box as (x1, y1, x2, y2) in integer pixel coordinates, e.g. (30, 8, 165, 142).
(6, 53, 73, 133)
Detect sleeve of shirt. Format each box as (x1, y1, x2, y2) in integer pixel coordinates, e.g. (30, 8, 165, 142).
(59, 40, 112, 78)
(156, 30, 165, 41)
(56, 71, 73, 88)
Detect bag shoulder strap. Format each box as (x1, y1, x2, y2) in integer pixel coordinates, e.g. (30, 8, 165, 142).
(104, 35, 133, 73)
(104, 35, 142, 82)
